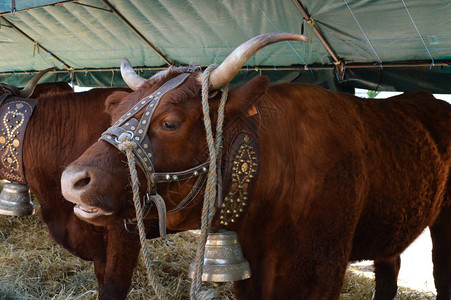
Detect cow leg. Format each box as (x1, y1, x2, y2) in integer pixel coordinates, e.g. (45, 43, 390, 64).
(372, 255, 400, 300)
(430, 205, 451, 300)
(94, 225, 141, 300)
(233, 212, 355, 300)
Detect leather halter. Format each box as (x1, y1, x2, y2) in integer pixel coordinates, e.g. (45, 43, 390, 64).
(100, 73, 209, 230)
(0, 86, 36, 184)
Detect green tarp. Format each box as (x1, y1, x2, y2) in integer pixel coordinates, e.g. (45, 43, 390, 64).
(0, 0, 450, 93)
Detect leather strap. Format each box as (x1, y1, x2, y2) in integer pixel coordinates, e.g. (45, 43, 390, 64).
(100, 72, 210, 232)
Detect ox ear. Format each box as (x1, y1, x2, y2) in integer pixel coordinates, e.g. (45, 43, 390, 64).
(105, 91, 130, 115)
(224, 76, 269, 117)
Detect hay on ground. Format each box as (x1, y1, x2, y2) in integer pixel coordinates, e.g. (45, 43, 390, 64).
(0, 201, 437, 299)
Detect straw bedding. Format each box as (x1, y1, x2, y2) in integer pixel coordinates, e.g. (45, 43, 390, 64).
(0, 199, 436, 300)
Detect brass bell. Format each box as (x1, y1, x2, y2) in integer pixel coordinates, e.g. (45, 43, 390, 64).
(188, 229, 251, 282)
(0, 182, 34, 216)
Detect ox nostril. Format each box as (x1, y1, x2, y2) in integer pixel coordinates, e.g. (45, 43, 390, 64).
(73, 176, 91, 189)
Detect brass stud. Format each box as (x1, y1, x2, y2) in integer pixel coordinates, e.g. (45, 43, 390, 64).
(143, 144, 148, 149)
(172, 175, 178, 180)
(165, 174, 171, 180)
(142, 120, 147, 125)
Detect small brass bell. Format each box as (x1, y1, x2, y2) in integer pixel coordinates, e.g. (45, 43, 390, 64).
(0, 182, 34, 216)
(188, 229, 251, 282)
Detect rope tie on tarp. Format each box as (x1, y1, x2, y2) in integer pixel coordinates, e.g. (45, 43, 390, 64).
(189, 65, 228, 300)
(117, 132, 169, 300)
(302, 17, 315, 43)
(334, 60, 346, 81)
(33, 42, 40, 57)
(11, 0, 16, 15)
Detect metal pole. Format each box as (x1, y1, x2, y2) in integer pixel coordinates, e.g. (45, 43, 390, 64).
(292, 0, 341, 64)
(0, 61, 449, 76)
(0, 0, 76, 16)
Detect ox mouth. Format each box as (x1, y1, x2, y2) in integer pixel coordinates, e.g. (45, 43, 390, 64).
(73, 204, 114, 219)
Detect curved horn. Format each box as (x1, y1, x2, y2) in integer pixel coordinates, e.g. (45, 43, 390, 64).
(209, 32, 308, 90)
(20, 67, 57, 98)
(121, 58, 147, 91)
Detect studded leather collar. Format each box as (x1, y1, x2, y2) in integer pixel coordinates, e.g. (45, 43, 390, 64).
(0, 96, 36, 184)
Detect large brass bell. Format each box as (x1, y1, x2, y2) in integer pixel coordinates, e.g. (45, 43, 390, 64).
(0, 182, 34, 216)
(188, 229, 251, 282)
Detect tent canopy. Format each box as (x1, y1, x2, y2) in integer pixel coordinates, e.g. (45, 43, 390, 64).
(0, 0, 450, 92)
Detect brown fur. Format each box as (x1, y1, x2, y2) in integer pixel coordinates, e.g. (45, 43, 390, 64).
(63, 70, 451, 300)
(0, 85, 155, 300)
(30, 82, 73, 98)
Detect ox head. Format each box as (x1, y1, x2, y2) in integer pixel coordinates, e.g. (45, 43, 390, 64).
(61, 33, 307, 228)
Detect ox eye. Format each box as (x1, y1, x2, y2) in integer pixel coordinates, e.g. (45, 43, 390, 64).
(162, 121, 178, 130)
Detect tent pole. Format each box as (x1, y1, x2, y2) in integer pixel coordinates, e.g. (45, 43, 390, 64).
(0, 16, 72, 70)
(0, 0, 76, 16)
(1, 60, 449, 76)
(292, 0, 346, 77)
(100, 0, 173, 67)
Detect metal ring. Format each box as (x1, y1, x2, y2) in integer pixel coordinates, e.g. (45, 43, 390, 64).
(114, 130, 135, 143)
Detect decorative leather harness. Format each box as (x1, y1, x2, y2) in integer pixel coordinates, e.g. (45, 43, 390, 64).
(100, 72, 209, 234)
(100, 71, 261, 235)
(0, 85, 36, 184)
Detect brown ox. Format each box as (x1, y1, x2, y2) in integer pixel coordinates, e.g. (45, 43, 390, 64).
(61, 33, 451, 300)
(0, 72, 147, 299)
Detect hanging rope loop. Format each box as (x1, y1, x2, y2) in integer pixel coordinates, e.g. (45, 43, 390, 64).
(117, 131, 169, 300)
(189, 65, 228, 300)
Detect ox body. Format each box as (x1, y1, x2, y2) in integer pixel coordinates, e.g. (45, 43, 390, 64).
(0, 76, 147, 299)
(61, 34, 451, 299)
